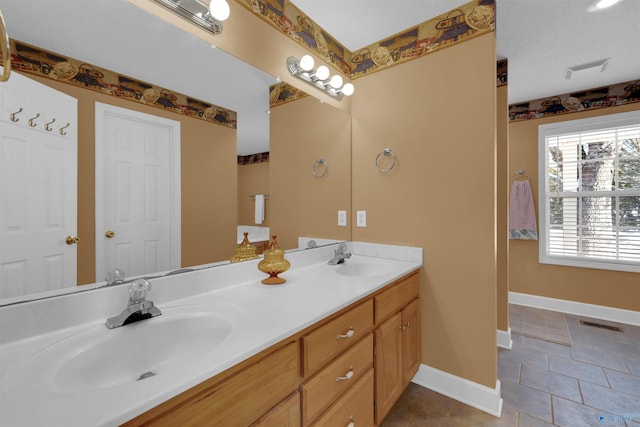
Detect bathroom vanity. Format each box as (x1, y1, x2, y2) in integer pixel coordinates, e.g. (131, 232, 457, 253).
(0, 242, 422, 426)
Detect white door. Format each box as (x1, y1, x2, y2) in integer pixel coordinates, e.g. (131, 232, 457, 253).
(95, 103, 180, 282)
(0, 69, 78, 298)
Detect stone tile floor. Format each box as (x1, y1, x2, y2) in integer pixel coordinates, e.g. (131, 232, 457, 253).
(381, 307, 640, 426)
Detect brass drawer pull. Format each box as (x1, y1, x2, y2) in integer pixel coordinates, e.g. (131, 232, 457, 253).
(336, 326, 354, 340)
(336, 368, 354, 382)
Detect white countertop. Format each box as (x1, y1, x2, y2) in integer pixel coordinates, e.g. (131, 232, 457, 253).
(0, 242, 422, 427)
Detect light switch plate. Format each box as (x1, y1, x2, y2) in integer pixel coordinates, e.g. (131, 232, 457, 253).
(338, 210, 347, 226)
(356, 210, 366, 227)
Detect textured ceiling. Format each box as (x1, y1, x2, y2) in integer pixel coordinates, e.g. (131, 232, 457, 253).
(1, 0, 638, 154)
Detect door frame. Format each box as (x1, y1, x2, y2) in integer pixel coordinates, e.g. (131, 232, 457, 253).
(94, 102, 181, 282)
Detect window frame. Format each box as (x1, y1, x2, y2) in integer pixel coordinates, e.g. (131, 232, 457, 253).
(538, 110, 640, 273)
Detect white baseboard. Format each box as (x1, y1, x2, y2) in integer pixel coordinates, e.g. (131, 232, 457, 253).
(509, 292, 640, 327)
(497, 327, 512, 350)
(412, 364, 503, 417)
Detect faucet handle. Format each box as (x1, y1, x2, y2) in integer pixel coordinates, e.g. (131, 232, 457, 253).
(129, 279, 151, 302)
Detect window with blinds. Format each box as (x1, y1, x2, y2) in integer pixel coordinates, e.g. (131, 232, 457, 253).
(538, 111, 640, 273)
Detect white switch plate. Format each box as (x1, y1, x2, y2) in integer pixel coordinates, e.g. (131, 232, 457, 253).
(356, 210, 366, 227)
(338, 210, 347, 227)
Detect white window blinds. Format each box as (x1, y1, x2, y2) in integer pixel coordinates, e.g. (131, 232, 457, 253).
(538, 111, 640, 273)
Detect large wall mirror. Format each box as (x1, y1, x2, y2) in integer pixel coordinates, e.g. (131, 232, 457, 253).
(0, 0, 351, 304)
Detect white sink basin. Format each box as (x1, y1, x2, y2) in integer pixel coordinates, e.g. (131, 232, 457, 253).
(5, 304, 236, 394)
(333, 260, 393, 277)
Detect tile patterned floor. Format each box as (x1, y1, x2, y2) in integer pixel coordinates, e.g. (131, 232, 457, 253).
(381, 307, 640, 426)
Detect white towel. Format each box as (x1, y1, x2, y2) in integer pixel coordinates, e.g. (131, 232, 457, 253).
(254, 195, 264, 224)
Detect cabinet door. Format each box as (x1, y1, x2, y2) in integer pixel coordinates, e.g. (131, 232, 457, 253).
(402, 299, 420, 386)
(374, 311, 403, 424)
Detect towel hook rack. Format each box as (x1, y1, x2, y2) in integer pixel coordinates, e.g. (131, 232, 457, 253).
(375, 148, 397, 173)
(312, 157, 328, 179)
(10, 107, 23, 122)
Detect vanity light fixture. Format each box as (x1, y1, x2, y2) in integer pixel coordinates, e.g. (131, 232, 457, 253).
(152, 0, 230, 35)
(287, 55, 355, 100)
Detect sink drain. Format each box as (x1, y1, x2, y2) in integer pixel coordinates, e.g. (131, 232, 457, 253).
(137, 371, 157, 381)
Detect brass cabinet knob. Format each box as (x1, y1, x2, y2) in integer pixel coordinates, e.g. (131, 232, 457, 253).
(105, 230, 115, 239)
(65, 236, 80, 245)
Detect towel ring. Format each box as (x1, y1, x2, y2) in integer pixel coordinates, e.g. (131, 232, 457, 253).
(375, 148, 397, 173)
(312, 157, 328, 179)
(10, 107, 23, 122)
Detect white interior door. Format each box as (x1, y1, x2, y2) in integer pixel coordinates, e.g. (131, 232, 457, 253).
(95, 103, 180, 282)
(0, 70, 78, 298)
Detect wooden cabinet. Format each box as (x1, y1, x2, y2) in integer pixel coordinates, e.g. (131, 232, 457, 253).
(123, 271, 419, 427)
(373, 273, 421, 424)
(300, 300, 375, 426)
(252, 391, 301, 427)
(122, 340, 299, 427)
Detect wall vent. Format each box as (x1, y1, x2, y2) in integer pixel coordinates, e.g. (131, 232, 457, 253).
(579, 320, 623, 332)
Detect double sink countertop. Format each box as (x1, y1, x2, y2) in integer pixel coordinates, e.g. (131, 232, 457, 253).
(0, 242, 422, 427)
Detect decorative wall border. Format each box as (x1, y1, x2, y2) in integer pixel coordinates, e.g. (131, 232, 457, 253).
(237, 0, 495, 80)
(238, 152, 269, 165)
(269, 81, 308, 108)
(8, 40, 237, 129)
(508, 78, 640, 122)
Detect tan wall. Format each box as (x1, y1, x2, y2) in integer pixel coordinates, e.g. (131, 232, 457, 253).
(509, 102, 640, 311)
(351, 33, 498, 388)
(269, 96, 351, 250)
(497, 84, 509, 332)
(238, 162, 270, 227)
(26, 73, 238, 285)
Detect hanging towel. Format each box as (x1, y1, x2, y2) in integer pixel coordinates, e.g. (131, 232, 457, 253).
(509, 180, 538, 240)
(254, 194, 265, 225)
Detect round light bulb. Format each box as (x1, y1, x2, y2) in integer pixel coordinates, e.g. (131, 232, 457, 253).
(315, 65, 330, 81)
(299, 55, 315, 72)
(329, 75, 344, 89)
(596, 0, 619, 8)
(341, 82, 355, 96)
(209, 0, 230, 21)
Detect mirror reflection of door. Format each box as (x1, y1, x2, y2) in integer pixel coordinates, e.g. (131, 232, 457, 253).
(95, 103, 181, 282)
(0, 70, 78, 298)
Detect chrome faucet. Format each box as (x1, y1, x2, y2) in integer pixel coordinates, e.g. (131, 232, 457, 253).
(105, 279, 162, 329)
(328, 243, 352, 265)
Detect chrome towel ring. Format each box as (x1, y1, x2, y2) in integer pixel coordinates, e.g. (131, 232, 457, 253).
(0, 9, 10, 82)
(312, 157, 328, 179)
(375, 148, 397, 173)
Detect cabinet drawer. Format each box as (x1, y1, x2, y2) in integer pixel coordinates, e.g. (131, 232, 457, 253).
(302, 299, 373, 376)
(302, 334, 373, 425)
(252, 391, 301, 427)
(375, 273, 419, 323)
(310, 367, 374, 427)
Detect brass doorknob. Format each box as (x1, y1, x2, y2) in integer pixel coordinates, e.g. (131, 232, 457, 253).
(105, 230, 115, 238)
(65, 236, 80, 245)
